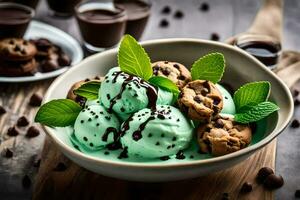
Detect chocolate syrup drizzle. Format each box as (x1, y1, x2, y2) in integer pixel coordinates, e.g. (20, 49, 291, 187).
(102, 127, 119, 142)
(104, 71, 160, 157)
(107, 72, 158, 113)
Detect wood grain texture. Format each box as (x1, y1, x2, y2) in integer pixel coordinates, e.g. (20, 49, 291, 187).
(33, 138, 276, 200)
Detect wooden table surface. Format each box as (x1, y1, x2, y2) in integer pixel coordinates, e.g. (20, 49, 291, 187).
(0, 0, 299, 199)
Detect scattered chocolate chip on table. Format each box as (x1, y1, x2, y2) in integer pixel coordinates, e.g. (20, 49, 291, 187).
(7, 126, 20, 136)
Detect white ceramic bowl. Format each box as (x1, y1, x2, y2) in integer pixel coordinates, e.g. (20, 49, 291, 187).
(42, 39, 293, 182)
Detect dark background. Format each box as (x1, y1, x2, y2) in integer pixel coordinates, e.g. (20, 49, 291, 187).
(0, 0, 299, 199)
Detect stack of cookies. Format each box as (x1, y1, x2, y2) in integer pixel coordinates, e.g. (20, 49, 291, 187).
(31, 38, 71, 72)
(0, 38, 37, 76)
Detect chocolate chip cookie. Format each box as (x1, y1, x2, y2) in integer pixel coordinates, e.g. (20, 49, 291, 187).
(0, 58, 37, 76)
(67, 78, 103, 106)
(67, 80, 86, 102)
(152, 61, 191, 88)
(31, 38, 71, 72)
(197, 116, 252, 156)
(178, 80, 223, 122)
(0, 38, 37, 61)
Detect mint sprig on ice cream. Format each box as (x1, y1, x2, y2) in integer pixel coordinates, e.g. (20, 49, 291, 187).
(233, 81, 279, 123)
(191, 52, 225, 83)
(74, 81, 101, 100)
(118, 35, 180, 97)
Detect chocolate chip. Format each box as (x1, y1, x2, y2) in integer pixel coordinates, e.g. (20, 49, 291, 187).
(201, 88, 209, 96)
(294, 98, 300, 106)
(54, 162, 67, 171)
(17, 116, 30, 127)
(3, 148, 13, 158)
(23, 40, 28, 45)
(41, 59, 59, 72)
(293, 89, 299, 97)
(160, 156, 170, 161)
(174, 10, 184, 19)
(153, 65, 160, 75)
(161, 6, 171, 14)
(7, 126, 19, 136)
(221, 193, 229, 200)
(162, 68, 171, 76)
(213, 98, 221, 105)
(9, 39, 14, 45)
(94, 76, 100, 80)
(240, 182, 252, 193)
(173, 64, 180, 69)
(26, 126, 40, 138)
(0, 106, 6, 115)
(200, 2, 209, 12)
(14, 45, 21, 51)
(210, 33, 220, 41)
(33, 158, 41, 168)
(29, 93, 42, 107)
(291, 119, 300, 128)
(215, 119, 224, 128)
(250, 122, 257, 132)
(256, 167, 274, 183)
(178, 75, 186, 80)
(263, 174, 284, 189)
(193, 96, 202, 103)
(58, 54, 71, 66)
(159, 19, 169, 27)
(35, 38, 51, 48)
(22, 175, 31, 189)
(21, 49, 27, 55)
(295, 190, 300, 198)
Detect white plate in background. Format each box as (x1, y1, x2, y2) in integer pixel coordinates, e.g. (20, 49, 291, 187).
(0, 20, 83, 83)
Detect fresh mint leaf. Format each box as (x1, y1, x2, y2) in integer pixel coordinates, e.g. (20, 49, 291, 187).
(191, 52, 225, 83)
(234, 101, 279, 123)
(234, 81, 270, 112)
(118, 35, 152, 80)
(148, 76, 180, 97)
(35, 99, 82, 127)
(74, 81, 101, 100)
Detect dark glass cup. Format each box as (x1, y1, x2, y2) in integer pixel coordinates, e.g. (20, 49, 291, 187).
(75, 2, 127, 52)
(1, 0, 40, 9)
(115, 0, 151, 40)
(0, 3, 35, 39)
(47, 0, 83, 17)
(235, 35, 281, 70)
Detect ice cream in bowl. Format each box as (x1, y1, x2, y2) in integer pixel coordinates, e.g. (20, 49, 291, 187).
(35, 35, 293, 182)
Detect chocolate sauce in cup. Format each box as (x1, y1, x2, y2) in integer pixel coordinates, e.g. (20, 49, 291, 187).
(47, 0, 82, 17)
(75, 2, 127, 53)
(0, 3, 35, 39)
(235, 35, 281, 70)
(115, 0, 151, 40)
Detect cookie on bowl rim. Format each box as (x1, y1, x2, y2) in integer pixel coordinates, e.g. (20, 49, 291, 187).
(152, 61, 191, 89)
(67, 77, 104, 106)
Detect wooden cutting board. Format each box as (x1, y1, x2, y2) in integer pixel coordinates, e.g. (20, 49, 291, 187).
(33, 137, 275, 200)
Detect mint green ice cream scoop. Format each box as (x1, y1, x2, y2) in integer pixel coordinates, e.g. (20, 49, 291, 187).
(100, 67, 174, 121)
(120, 105, 194, 158)
(217, 84, 236, 115)
(74, 104, 120, 151)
